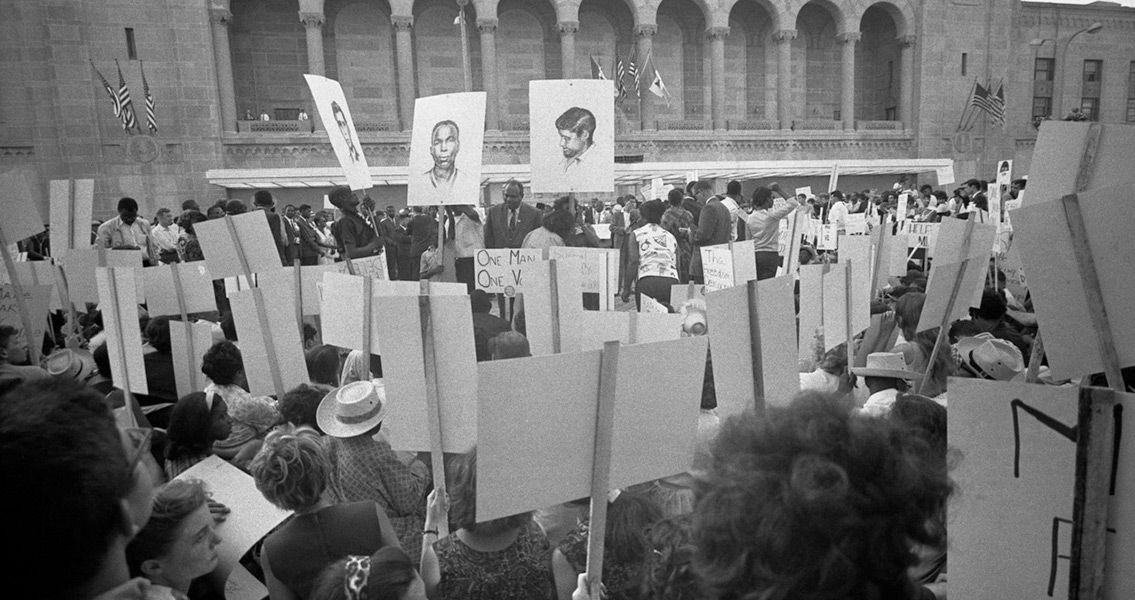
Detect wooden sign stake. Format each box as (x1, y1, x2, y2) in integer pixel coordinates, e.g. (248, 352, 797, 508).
(844, 262, 854, 376)
(1069, 387, 1117, 600)
(917, 219, 976, 394)
(548, 259, 561, 354)
(170, 265, 200, 392)
(0, 230, 40, 366)
(417, 288, 449, 538)
(223, 216, 285, 398)
(105, 269, 139, 429)
(292, 258, 304, 339)
(869, 225, 889, 294)
(746, 280, 766, 416)
(584, 341, 620, 592)
(53, 263, 83, 348)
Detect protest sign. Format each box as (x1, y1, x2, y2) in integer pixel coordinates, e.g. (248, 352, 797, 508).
(0, 260, 63, 310)
(838, 235, 872, 337)
(305, 74, 372, 191)
(549, 246, 618, 309)
(818, 224, 838, 250)
(670, 282, 705, 309)
(143, 262, 216, 317)
(822, 261, 850, 351)
(896, 193, 910, 223)
(798, 264, 826, 361)
(96, 267, 148, 396)
(869, 226, 909, 294)
(49, 179, 94, 255)
(0, 168, 46, 248)
(529, 79, 615, 194)
(408, 92, 486, 206)
(476, 336, 709, 522)
(900, 221, 939, 255)
(229, 276, 307, 398)
(639, 294, 668, 314)
(1012, 181, 1135, 381)
(1001, 243, 1028, 300)
(845, 213, 868, 235)
(61, 247, 145, 306)
(579, 311, 683, 350)
(933, 217, 996, 264)
(0, 284, 50, 355)
(474, 248, 542, 295)
(795, 186, 813, 199)
(916, 258, 984, 333)
(1024, 122, 1135, 207)
(700, 240, 756, 292)
(526, 258, 583, 356)
(707, 275, 799, 416)
(170, 319, 214, 397)
(936, 164, 955, 186)
(195, 211, 283, 280)
(321, 272, 464, 354)
(259, 263, 342, 317)
(176, 456, 290, 595)
(949, 379, 1134, 599)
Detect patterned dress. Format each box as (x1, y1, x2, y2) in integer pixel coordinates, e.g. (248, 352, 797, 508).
(434, 520, 554, 600)
(558, 519, 644, 600)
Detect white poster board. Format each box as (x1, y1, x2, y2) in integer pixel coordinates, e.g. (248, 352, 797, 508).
(304, 74, 372, 191)
(473, 248, 543, 295)
(529, 79, 615, 194)
(49, 179, 94, 254)
(407, 92, 486, 206)
(699, 240, 756, 293)
(548, 246, 618, 307)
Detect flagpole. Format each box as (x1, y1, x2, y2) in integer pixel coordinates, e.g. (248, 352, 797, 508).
(457, 0, 472, 93)
(957, 78, 978, 132)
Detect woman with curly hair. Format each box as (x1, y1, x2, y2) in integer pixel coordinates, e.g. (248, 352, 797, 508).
(692, 392, 952, 600)
(640, 515, 700, 600)
(252, 424, 401, 600)
(420, 448, 552, 600)
(126, 479, 223, 600)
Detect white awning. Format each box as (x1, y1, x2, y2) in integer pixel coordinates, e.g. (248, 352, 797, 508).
(206, 158, 952, 189)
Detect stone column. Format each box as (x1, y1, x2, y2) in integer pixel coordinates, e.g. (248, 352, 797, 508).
(773, 29, 797, 130)
(898, 34, 916, 127)
(208, 8, 238, 134)
(837, 31, 860, 130)
(300, 12, 325, 132)
(635, 24, 657, 131)
(478, 18, 500, 131)
(392, 15, 415, 131)
(558, 21, 578, 79)
(707, 27, 728, 131)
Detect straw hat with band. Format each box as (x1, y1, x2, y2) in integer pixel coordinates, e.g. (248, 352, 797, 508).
(851, 352, 922, 380)
(43, 348, 96, 381)
(955, 332, 1024, 382)
(317, 380, 389, 438)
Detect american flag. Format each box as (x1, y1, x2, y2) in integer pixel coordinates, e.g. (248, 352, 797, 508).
(140, 61, 157, 134)
(626, 46, 640, 97)
(615, 50, 627, 100)
(91, 61, 121, 119)
(115, 60, 137, 133)
(970, 80, 1005, 127)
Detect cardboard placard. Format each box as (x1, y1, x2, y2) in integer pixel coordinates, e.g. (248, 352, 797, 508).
(639, 294, 668, 314)
(49, 179, 94, 255)
(845, 213, 868, 235)
(821, 261, 849, 351)
(258, 264, 342, 316)
(96, 267, 148, 395)
(0, 260, 63, 310)
(837, 235, 872, 337)
(0, 168, 46, 245)
(1001, 243, 1028, 300)
(706, 276, 799, 417)
(949, 379, 1134, 599)
(933, 218, 997, 264)
(1025, 122, 1135, 207)
(304, 74, 373, 191)
(700, 240, 756, 293)
(548, 246, 618, 304)
(476, 336, 709, 522)
(900, 221, 940, 255)
(195, 211, 283, 280)
(669, 283, 705, 309)
(375, 294, 478, 453)
(818, 224, 838, 250)
(228, 278, 308, 397)
(474, 248, 542, 295)
(579, 311, 683, 350)
(345, 254, 389, 281)
(936, 164, 955, 186)
(0, 285, 51, 355)
(798, 264, 826, 361)
(525, 258, 584, 356)
(320, 272, 464, 353)
(407, 92, 487, 206)
(175, 456, 291, 591)
(61, 247, 144, 305)
(169, 320, 215, 397)
(143, 262, 217, 317)
(529, 79, 616, 194)
(1011, 181, 1135, 380)
(794, 186, 813, 199)
(916, 259, 985, 333)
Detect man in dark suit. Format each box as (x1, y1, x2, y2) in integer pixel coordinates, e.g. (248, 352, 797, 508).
(295, 204, 322, 266)
(688, 180, 732, 285)
(282, 204, 301, 264)
(376, 206, 399, 280)
(482, 179, 542, 316)
(252, 190, 288, 265)
(405, 207, 436, 281)
(392, 211, 414, 281)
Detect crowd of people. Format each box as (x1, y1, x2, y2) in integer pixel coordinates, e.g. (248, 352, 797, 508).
(2, 171, 1082, 600)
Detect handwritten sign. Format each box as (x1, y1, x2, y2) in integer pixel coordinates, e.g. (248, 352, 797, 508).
(936, 164, 955, 186)
(700, 240, 755, 293)
(845, 213, 868, 235)
(0, 261, 63, 310)
(474, 248, 542, 295)
(817, 224, 838, 250)
(0, 285, 51, 354)
(794, 186, 813, 199)
(900, 221, 940, 255)
(548, 246, 618, 304)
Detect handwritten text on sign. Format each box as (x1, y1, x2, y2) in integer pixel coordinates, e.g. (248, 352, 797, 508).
(900, 222, 940, 252)
(475, 249, 543, 295)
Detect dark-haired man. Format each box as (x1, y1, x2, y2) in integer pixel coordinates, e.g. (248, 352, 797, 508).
(295, 204, 322, 266)
(556, 106, 596, 173)
(327, 186, 383, 260)
(0, 325, 47, 385)
(688, 180, 731, 285)
(97, 197, 156, 265)
(252, 190, 289, 264)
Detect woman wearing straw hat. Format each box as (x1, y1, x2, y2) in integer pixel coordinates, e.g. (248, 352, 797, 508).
(319, 380, 430, 565)
(851, 352, 923, 418)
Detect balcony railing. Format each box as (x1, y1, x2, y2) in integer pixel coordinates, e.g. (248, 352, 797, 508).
(237, 119, 312, 134)
(792, 119, 842, 131)
(727, 119, 779, 131)
(856, 120, 904, 131)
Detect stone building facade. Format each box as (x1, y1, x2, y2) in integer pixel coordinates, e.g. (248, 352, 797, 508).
(1, 0, 1132, 217)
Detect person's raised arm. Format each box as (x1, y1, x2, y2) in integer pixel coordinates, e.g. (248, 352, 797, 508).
(552, 549, 579, 600)
(420, 489, 447, 600)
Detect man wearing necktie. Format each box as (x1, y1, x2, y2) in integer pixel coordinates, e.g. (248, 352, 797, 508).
(483, 179, 541, 317)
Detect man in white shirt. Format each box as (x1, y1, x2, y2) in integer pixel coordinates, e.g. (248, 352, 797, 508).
(720, 180, 745, 241)
(448, 205, 484, 294)
(151, 207, 182, 264)
(826, 190, 850, 231)
(97, 197, 157, 265)
(851, 352, 921, 417)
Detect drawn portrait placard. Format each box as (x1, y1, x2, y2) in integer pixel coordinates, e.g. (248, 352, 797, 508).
(529, 79, 615, 194)
(304, 74, 372, 191)
(407, 92, 486, 206)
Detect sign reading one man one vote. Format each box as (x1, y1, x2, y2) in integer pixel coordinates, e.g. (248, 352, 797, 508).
(474, 249, 542, 296)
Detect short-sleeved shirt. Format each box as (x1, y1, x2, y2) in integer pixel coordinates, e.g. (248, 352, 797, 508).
(434, 520, 553, 600)
(634, 224, 678, 280)
(334, 211, 379, 256)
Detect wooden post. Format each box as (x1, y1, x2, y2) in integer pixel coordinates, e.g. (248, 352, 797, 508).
(53, 263, 82, 348)
(169, 265, 200, 392)
(293, 258, 304, 340)
(746, 280, 765, 416)
(418, 290, 449, 538)
(1069, 387, 1117, 600)
(104, 268, 138, 429)
(917, 219, 976, 394)
(0, 231, 40, 366)
(844, 261, 854, 376)
(548, 259, 561, 354)
(585, 341, 620, 591)
(869, 225, 889, 294)
(223, 216, 285, 397)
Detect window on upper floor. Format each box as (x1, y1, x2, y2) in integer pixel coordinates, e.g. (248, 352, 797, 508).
(1034, 58, 1054, 82)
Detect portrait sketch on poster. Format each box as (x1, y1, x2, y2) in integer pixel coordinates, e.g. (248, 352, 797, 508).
(407, 92, 486, 206)
(304, 74, 372, 191)
(529, 79, 614, 194)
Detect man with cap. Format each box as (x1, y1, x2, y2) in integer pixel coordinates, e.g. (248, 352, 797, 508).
(852, 352, 922, 418)
(318, 380, 429, 561)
